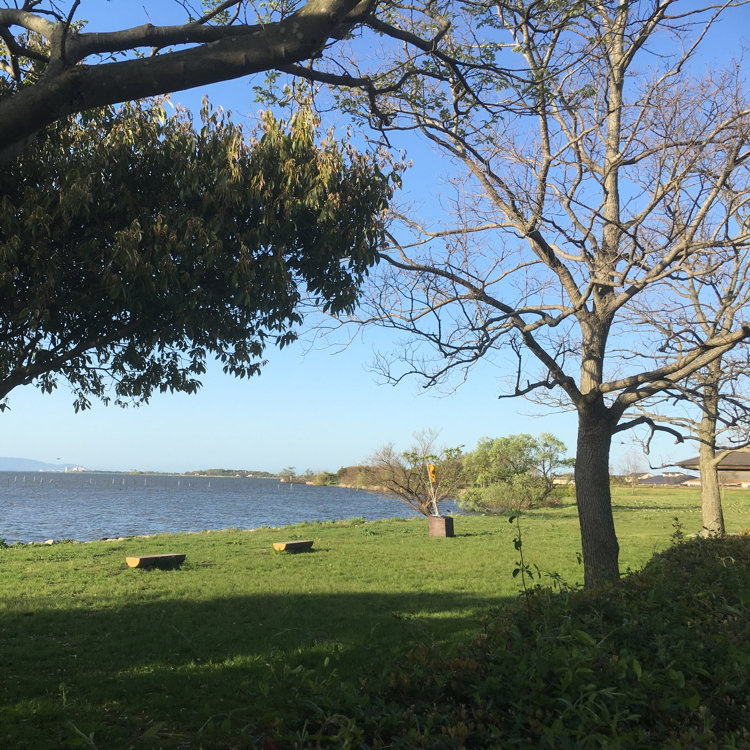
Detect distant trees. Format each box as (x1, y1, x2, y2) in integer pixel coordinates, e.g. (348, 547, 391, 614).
(185, 469, 274, 478)
(364, 431, 463, 516)
(336, 465, 368, 488)
(0, 98, 398, 410)
(279, 467, 297, 483)
(460, 434, 571, 512)
(312, 471, 338, 486)
(618, 450, 649, 495)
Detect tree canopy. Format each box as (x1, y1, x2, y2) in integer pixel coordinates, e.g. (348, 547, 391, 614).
(0, 1, 474, 166)
(0, 97, 398, 409)
(0, 0, 381, 164)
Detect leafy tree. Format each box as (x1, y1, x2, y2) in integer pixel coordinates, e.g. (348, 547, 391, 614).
(281, 1, 750, 584)
(312, 471, 338, 486)
(0, 0, 384, 164)
(460, 434, 570, 511)
(463, 435, 538, 487)
(364, 430, 463, 516)
(0, 98, 398, 409)
(279, 467, 297, 483)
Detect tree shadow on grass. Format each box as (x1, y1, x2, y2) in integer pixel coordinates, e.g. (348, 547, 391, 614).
(0, 589, 510, 748)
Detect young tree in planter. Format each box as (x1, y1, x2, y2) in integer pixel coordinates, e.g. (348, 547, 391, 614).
(0, 97, 399, 410)
(282, 1, 750, 585)
(364, 431, 463, 517)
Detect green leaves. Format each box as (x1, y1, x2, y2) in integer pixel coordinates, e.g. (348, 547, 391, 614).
(350, 537, 750, 747)
(460, 433, 570, 511)
(0, 97, 401, 407)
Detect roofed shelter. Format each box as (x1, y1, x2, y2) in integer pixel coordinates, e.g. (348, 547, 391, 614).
(676, 450, 750, 486)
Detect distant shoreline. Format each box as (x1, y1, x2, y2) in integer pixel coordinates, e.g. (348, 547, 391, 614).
(0, 468, 279, 479)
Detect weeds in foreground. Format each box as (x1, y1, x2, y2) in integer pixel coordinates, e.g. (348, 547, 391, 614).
(508, 512, 541, 608)
(671, 515, 685, 544)
(250, 537, 750, 748)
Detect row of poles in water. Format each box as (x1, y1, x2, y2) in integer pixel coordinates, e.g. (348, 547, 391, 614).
(1, 474, 214, 489)
(1, 475, 311, 491)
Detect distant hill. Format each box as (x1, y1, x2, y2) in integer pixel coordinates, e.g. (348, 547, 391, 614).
(0, 457, 84, 472)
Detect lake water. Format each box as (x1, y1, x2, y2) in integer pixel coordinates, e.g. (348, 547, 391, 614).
(0, 472, 428, 544)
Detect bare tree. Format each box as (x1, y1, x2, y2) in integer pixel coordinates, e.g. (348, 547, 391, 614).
(629, 248, 750, 536)
(619, 449, 648, 495)
(284, 1, 750, 585)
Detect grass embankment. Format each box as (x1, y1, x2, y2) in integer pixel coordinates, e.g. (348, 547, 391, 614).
(1, 487, 749, 748)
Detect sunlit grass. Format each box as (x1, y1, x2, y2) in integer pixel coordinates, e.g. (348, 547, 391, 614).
(1, 487, 749, 747)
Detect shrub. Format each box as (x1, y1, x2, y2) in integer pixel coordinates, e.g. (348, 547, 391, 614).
(312, 471, 339, 486)
(459, 474, 564, 511)
(253, 537, 750, 748)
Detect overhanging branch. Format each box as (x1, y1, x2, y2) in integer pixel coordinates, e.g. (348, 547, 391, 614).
(613, 415, 685, 455)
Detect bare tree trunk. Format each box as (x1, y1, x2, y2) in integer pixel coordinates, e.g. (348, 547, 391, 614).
(697, 363, 725, 536)
(575, 403, 620, 586)
(699, 445, 724, 537)
(698, 390, 725, 536)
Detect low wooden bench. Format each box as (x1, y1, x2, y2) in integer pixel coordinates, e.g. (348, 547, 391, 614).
(125, 553, 186, 570)
(272, 540, 313, 553)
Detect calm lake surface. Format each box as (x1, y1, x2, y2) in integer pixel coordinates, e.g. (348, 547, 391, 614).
(0, 472, 428, 544)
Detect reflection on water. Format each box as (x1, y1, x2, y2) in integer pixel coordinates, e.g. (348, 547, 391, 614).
(0, 472, 426, 543)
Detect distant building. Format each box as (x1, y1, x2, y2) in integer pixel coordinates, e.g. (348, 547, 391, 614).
(676, 449, 750, 486)
(638, 472, 696, 486)
(624, 471, 655, 481)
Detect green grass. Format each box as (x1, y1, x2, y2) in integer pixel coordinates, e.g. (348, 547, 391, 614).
(333, 536, 750, 749)
(1, 487, 749, 748)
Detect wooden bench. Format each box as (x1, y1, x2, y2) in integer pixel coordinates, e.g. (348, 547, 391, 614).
(125, 553, 186, 570)
(272, 540, 314, 553)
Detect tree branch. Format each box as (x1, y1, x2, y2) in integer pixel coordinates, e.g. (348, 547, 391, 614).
(0, 0, 373, 165)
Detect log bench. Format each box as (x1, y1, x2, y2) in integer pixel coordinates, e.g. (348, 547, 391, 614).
(125, 553, 186, 570)
(272, 540, 313, 553)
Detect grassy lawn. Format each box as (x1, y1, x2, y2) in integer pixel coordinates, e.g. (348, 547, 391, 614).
(1, 486, 749, 747)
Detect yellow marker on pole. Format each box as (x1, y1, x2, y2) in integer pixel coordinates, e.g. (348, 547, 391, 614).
(428, 464, 436, 483)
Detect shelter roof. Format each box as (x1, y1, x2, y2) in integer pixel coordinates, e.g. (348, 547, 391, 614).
(676, 449, 750, 471)
(638, 472, 695, 485)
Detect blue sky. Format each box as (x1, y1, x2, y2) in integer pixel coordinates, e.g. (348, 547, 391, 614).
(1, 2, 746, 473)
